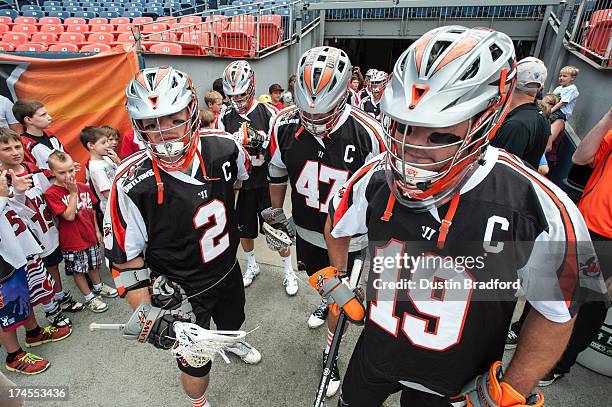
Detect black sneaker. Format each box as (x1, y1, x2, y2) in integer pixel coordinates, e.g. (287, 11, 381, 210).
(322, 351, 341, 397)
(505, 329, 518, 349)
(308, 298, 329, 329)
(538, 371, 565, 387)
(58, 291, 84, 312)
(45, 307, 72, 328)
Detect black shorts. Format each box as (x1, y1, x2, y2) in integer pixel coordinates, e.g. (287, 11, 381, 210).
(549, 110, 566, 123)
(236, 186, 271, 239)
(339, 334, 450, 407)
(177, 262, 246, 377)
(42, 247, 63, 268)
(296, 234, 363, 277)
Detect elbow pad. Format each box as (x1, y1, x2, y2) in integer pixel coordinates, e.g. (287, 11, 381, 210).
(112, 266, 151, 298)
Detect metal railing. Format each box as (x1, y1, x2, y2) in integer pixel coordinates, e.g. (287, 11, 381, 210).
(324, 6, 547, 21)
(134, 1, 305, 57)
(567, 0, 611, 66)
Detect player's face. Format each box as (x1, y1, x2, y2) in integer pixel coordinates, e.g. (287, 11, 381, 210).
(90, 136, 110, 156)
(29, 107, 52, 129)
(140, 108, 190, 145)
(208, 99, 223, 114)
(558, 72, 573, 86)
(0, 139, 24, 167)
(393, 120, 470, 172)
(107, 135, 119, 150)
(50, 157, 76, 185)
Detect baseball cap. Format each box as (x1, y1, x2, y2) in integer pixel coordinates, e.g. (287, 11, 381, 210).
(516, 57, 547, 91)
(269, 83, 284, 93)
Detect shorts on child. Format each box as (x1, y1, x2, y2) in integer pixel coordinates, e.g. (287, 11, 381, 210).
(0, 266, 31, 332)
(25, 256, 55, 307)
(549, 110, 566, 123)
(42, 247, 63, 268)
(62, 245, 102, 274)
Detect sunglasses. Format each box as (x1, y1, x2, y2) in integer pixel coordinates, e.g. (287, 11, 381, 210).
(395, 122, 462, 145)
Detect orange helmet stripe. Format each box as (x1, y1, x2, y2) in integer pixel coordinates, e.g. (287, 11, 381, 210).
(432, 36, 478, 76)
(413, 32, 434, 74)
(315, 66, 334, 95)
(303, 64, 313, 94)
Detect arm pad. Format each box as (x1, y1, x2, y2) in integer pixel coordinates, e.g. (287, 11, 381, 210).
(268, 163, 289, 184)
(112, 266, 151, 298)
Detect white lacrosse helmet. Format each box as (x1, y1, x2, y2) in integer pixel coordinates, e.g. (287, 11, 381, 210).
(294, 46, 352, 137)
(365, 68, 377, 81)
(369, 70, 388, 102)
(126, 66, 201, 171)
(223, 60, 255, 114)
(381, 26, 516, 210)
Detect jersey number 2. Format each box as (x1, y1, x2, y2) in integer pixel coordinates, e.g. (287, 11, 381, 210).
(295, 161, 349, 214)
(193, 200, 229, 263)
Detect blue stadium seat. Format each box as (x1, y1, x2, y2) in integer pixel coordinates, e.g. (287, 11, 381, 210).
(125, 10, 142, 17)
(81, 2, 95, 7)
(22, 5, 42, 11)
(22, 10, 45, 19)
(99, 11, 120, 19)
(43, 1, 61, 6)
(74, 11, 97, 18)
(144, 6, 163, 17)
(126, 5, 144, 12)
(105, 6, 123, 13)
(85, 6, 104, 13)
(46, 10, 71, 19)
(64, 2, 80, 8)
(0, 9, 18, 19)
(65, 6, 84, 13)
(44, 6, 63, 13)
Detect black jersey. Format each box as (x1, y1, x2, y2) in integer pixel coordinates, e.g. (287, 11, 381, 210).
(358, 96, 382, 121)
(359, 88, 370, 102)
(104, 130, 250, 294)
(269, 105, 386, 237)
(329, 148, 606, 396)
(218, 100, 277, 190)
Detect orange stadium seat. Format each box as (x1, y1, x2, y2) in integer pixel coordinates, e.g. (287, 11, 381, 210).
(220, 21, 256, 57)
(40, 24, 64, 34)
(48, 43, 79, 52)
(16, 43, 47, 51)
(0, 43, 15, 51)
(64, 18, 86, 26)
(2, 32, 28, 45)
(110, 17, 131, 25)
(58, 32, 86, 44)
(0, 16, 12, 25)
(230, 14, 255, 25)
(81, 43, 111, 52)
(112, 32, 136, 46)
(65, 24, 89, 34)
(179, 31, 210, 55)
(89, 18, 108, 25)
(90, 24, 114, 33)
(0, 23, 9, 35)
(86, 32, 113, 44)
(149, 42, 182, 54)
(146, 32, 177, 42)
(142, 23, 168, 33)
(258, 21, 283, 50)
(14, 17, 37, 25)
(113, 24, 133, 34)
(11, 24, 37, 36)
(38, 17, 62, 26)
(179, 16, 202, 24)
(157, 16, 178, 25)
(259, 15, 282, 27)
(132, 17, 153, 25)
(30, 32, 58, 45)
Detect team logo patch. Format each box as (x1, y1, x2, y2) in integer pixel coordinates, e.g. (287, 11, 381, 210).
(579, 256, 601, 277)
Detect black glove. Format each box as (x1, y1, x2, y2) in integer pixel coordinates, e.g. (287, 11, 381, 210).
(148, 312, 192, 350)
(151, 276, 187, 310)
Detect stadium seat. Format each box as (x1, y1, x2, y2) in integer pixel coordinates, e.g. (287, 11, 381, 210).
(100, 11, 121, 19)
(85, 6, 104, 14)
(141, 23, 168, 32)
(105, 7, 123, 14)
(86, 32, 113, 43)
(22, 10, 44, 19)
(146, 32, 177, 42)
(47, 11, 71, 20)
(149, 42, 182, 54)
(74, 11, 98, 19)
(116, 32, 136, 43)
(179, 31, 210, 55)
(65, 18, 87, 25)
(157, 16, 179, 24)
(30, 32, 58, 45)
(231, 14, 255, 24)
(132, 17, 153, 25)
(0, 17, 11, 25)
(44, 5, 63, 13)
(110, 17, 131, 25)
(22, 5, 42, 12)
(11, 24, 37, 37)
(43, 1, 61, 6)
(90, 18, 109, 25)
(0, 10, 17, 20)
(65, 6, 84, 14)
(48, 43, 79, 52)
(113, 24, 133, 34)
(14, 17, 38, 25)
(220, 20, 256, 57)
(0, 23, 9, 35)
(125, 11, 143, 18)
(66, 25, 89, 34)
(257, 20, 283, 50)
(38, 17, 62, 25)
(90, 24, 114, 33)
(40, 24, 65, 34)
(144, 6, 164, 17)
(81, 43, 112, 52)
(180, 16, 202, 24)
(0, 43, 15, 51)
(2, 32, 29, 45)
(59, 32, 86, 44)
(259, 14, 282, 27)
(16, 43, 47, 51)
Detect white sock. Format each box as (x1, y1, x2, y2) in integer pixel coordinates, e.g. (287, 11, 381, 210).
(54, 291, 65, 301)
(246, 251, 256, 267)
(93, 283, 103, 291)
(84, 292, 95, 302)
(189, 394, 211, 407)
(42, 300, 58, 314)
(282, 254, 293, 273)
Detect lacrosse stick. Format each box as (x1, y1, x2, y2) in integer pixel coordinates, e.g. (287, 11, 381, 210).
(313, 254, 364, 407)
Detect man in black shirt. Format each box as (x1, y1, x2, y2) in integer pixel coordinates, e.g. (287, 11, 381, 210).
(491, 57, 550, 169)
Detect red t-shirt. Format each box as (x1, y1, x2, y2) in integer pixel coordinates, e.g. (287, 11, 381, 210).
(272, 101, 284, 110)
(44, 182, 99, 252)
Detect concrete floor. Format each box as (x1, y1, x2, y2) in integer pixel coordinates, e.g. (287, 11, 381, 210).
(3, 234, 610, 406)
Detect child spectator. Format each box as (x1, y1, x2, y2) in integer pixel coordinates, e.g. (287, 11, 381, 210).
(0, 129, 83, 321)
(99, 125, 122, 164)
(268, 84, 285, 110)
(204, 90, 224, 128)
(81, 127, 117, 217)
(539, 93, 561, 118)
(200, 109, 215, 129)
(547, 66, 580, 153)
(12, 100, 64, 171)
(44, 151, 117, 312)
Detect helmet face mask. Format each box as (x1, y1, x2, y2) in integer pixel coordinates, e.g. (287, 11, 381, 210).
(126, 66, 201, 171)
(369, 71, 388, 103)
(223, 60, 255, 115)
(380, 26, 516, 210)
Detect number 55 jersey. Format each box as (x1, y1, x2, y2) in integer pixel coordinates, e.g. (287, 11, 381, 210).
(104, 130, 250, 294)
(269, 105, 386, 247)
(329, 148, 608, 396)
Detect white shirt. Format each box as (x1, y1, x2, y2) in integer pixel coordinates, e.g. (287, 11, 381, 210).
(0, 95, 17, 128)
(553, 84, 579, 118)
(86, 157, 117, 214)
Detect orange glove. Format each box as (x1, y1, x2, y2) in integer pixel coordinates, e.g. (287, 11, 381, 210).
(309, 266, 365, 323)
(459, 361, 544, 407)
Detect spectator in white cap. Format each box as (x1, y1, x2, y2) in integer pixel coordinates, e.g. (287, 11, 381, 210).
(491, 56, 550, 169)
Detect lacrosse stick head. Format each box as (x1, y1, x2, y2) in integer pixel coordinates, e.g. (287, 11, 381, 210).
(171, 322, 247, 368)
